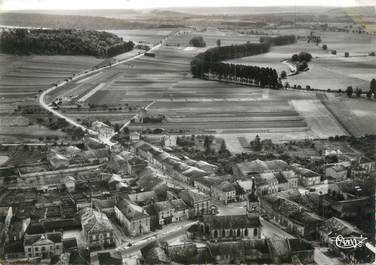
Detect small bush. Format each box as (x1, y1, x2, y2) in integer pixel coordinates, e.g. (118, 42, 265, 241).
(189, 36, 206, 47)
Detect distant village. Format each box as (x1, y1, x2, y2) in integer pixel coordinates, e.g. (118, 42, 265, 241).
(0, 120, 375, 265)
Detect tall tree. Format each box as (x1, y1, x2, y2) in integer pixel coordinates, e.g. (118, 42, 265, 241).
(250, 135, 262, 151)
(219, 140, 229, 155)
(370, 79, 376, 95)
(346, 86, 353, 97)
(204, 135, 212, 154)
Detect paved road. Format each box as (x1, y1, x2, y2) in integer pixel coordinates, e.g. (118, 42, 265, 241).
(119, 100, 156, 132)
(117, 221, 197, 256)
(38, 43, 162, 140)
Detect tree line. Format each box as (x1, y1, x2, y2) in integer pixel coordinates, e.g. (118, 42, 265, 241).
(260, 35, 296, 46)
(0, 28, 134, 57)
(208, 62, 280, 88)
(190, 41, 282, 88)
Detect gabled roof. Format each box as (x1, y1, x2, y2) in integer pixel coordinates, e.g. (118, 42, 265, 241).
(319, 217, 363, 237)
(236, 180, 254, 191)
(154, 199, 188, 212)
(154, 201, 172, 212)
(195, 176, 222, 187)
(116, 199, 149, 221)
(236, 159, 288, 175)
(255, 172, 278, 186)
(263, 196, 323, 225)
(274, 172, 288, 184)
(202, 215, 260, 229)
(179, 190, 210, 205)
(128, 191, 157, 203)
(215, 181, 235, 192)
(291, 164, 320, 178)
(182, 167, 208, 179)
(24, 232, 62, 246)
(170, 199, 189, 211)
(80, 208, 113, 234)
(108, 174, 122, 184)
(92, 198, 115, 209)
(137, 172, 165, 192)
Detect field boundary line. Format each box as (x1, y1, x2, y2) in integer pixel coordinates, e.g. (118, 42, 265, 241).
(319, 99, 353, 137)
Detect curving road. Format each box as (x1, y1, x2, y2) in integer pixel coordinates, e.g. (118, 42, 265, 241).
(38, 43, 163, 139)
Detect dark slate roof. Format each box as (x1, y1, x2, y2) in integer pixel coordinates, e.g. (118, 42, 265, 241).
(202, 215, 260, 229)
(25, 222, 46, 235)
(275, 172, 288, 184)
(187, 223, 199, 233)
(43, 219, 81, 231)
(63, 237, 78, 250)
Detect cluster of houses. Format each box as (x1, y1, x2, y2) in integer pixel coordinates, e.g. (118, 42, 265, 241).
(139, 238, 315, 264)
(132, 142, 325, 206)
(1, 133, 375, 265)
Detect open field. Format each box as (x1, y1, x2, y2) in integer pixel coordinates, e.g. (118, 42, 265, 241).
(164, 28, 261, 47)
(107, 29, 175, 45)
(227, 33, 376, 91)
(18, 28, 375, 151)
(0, 54, 103, 104)
(0, 54, 103, 142)
(55, 29, 353, 152)
(323, 97, 376, 136)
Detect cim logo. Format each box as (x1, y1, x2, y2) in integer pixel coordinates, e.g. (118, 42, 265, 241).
(330, 235, 368, 249)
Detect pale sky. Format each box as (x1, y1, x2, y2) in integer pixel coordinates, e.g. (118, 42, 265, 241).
(0, 0, 373, 11)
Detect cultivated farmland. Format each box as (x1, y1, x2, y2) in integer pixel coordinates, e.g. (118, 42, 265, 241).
(24, 28, 375, 152)
(227, 30, 376, 91)
(51, 29, 360, 152)
(0, 54, 103, 142)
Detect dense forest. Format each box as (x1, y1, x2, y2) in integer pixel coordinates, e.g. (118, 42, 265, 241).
(0, 28, 134, 57)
